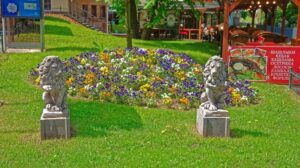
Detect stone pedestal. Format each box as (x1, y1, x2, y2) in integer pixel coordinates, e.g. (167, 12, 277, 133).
(40, 109, 70, 140)
(196, 105, 230, 137)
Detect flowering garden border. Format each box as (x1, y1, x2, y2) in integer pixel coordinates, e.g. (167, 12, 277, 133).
(29, 48, 259, 110)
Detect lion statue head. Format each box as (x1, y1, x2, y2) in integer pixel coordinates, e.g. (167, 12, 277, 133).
(203, 56, 227, 87)
(39, 56, 66, 89)
(201, 56, 228, 111)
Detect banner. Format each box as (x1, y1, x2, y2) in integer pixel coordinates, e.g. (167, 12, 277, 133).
(2, 0, 42, 18)
(229, 46, 300, 84)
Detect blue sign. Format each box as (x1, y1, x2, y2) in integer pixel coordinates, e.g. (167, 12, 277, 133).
(2, 0, 19, 17)
(2, 0, 42, 18)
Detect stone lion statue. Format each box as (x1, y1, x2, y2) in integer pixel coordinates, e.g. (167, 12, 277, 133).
(39, 56, 68, 114)
(201, 56, 228, 111)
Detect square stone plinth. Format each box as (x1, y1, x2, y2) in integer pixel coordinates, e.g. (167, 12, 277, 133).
(197, 109, 230, 137)
(40, 117, 70, 140)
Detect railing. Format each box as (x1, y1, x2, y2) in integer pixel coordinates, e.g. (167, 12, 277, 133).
(69, 6, 107, 32)
(289, 68, 300, 95)
(44, 7, 69, 13)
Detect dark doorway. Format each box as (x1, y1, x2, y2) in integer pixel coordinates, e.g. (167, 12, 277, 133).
(82, 5, 88, 17)
(91, 5, 97, 17)
(45, 0, 51, 10)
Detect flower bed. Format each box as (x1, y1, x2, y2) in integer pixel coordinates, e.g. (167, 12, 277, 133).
(29, 48, 259, 110)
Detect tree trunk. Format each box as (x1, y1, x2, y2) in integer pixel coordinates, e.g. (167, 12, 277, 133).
(130, 0, 140, 39)
(126, 0, 132, 48)
(141, 28, 152, 40)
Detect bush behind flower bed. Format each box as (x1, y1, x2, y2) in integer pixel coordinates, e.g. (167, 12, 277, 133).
(29, 48, 259, 110)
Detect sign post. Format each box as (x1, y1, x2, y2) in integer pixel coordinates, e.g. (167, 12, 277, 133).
(1, 0, 44, 52)
(1, 18, 6, 52)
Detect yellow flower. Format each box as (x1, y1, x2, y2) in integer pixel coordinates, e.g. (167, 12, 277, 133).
(176, 57, 183, 64)
(227, 87, 234, 93)
(146, 91, 155, 98)
(100, 67, 109, 76)
(66, 76, 74, 86)
(100, 52, 110, 63)
(231, 91, 241, 105)
(154, 76, 162, 81)
(103, 91, 113, 97)
(131, 57, 138, 62)
(81, 59, 87, 65)
(168, 85, 177, 94)
(116, 48, 123, 55)
(84, 73, 95, 84)
(146, 58, 152, 64)
(175, 71, 186, 80)
(163, 97, 173, 105)
(80, 87, 87, 94)
(139, 56, 146, 62)
(137, 72, 142, 77)
(35, 76, 40, 85)
(147, 49, 155, 56)
(140, 84, 152, 93)
(194, 67, 201, 74)
(179, 97, 189, 105)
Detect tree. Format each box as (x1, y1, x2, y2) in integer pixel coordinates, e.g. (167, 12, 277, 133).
(142, 0, 203, 40)
(286, 2, 298, 27)
(240, 10, 248, 20)
(106, 0, 140, 39)
(130, 0, 140, 39)
(126, 0, 133, 48)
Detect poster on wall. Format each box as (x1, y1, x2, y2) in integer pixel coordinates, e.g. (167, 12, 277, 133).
(229, 46, 300, 84)
(2, 0, 42, 18)
(229, 48, 267, 80)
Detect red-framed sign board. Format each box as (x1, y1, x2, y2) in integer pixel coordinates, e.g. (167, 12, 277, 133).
(228, 45, 300, 84)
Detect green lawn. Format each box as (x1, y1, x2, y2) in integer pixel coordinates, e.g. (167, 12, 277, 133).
(0, 16, 300, 167)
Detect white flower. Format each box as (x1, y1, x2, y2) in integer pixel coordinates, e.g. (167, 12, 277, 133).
(77, 65, 83, 69)
(235, 88, 240, 92)
(96, 82, 103, 88)
(188, 92, 194, 96)
(186, 71, 195, 78)
(84, 85, 90, 90)
(109, 52, 116, 56)
(161, 93, 170, 99)
(97, 61, 105, 65)
(162, 55, 170, 60)
(241, 96, 248, 101)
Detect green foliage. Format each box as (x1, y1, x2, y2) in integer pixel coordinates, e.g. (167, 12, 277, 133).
(240, 10, 248, 20)
(286, 2, 298, 27)
(104, 0, 123, 24)
(275, 7, 282, 26)
(275, 2, 298, 27)
(105, 0, 140, 25)
(144, 0, 204, 28)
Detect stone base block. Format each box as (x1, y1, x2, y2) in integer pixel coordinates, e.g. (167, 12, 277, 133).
(40, 117, 70, 140)
(196, 108, 230, 137)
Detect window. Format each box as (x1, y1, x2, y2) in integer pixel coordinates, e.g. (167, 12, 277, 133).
(44, 0, 51, 10)
(91, 5, 97, 17)
(82, 5, 88, 17)
(100, 6, 106, 18)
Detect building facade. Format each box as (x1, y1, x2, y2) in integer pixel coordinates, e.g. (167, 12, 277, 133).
(44, 0, 71, 13)
(44, 0, 108, 33)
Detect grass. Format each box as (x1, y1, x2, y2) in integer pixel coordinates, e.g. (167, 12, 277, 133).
(0, 16, 300, 167)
